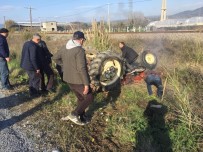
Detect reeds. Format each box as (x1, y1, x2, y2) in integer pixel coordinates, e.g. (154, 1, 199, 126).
(85, 20, 111, 52)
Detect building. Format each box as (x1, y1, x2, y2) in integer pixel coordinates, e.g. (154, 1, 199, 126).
(41, 21, 57, 32)
(147, 17, 203, 31)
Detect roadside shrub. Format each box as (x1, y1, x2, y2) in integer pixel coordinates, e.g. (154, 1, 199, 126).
(86, 20, 111, 52)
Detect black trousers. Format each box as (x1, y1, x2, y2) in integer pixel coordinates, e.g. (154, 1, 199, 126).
(56, 64, 63, 81)
(40, 65, 54, 90)
(68, 83, 94, 116)
(26, 70, 41, 95)
(126, 57, 138, 71)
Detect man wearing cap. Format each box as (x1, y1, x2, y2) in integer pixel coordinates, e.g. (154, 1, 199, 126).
(20, 33, 41, 97)
(53, 31, 93, 125)
(0, 28, 11, 90)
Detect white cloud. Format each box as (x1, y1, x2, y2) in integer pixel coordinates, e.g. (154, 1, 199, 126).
(75, 5, 97, 9)
(0, 5, 16, 11)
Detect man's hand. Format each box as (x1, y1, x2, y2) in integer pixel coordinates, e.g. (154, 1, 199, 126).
(5, 57, 10, 62)
(36, 69, 40, 74)
(83, 85, 89, 95)
(36, 69, 42, 78)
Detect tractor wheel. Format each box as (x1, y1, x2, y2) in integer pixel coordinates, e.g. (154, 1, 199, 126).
(140, 51, 157, 70)
(89, 51, 125, 91)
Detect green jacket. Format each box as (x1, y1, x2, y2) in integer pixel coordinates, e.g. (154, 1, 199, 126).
(53, 44, 90, 85)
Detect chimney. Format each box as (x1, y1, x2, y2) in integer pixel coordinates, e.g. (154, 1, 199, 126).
(160, 0, 167, 21)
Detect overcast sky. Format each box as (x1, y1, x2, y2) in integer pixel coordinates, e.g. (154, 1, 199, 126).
(0, 0, 203, 23)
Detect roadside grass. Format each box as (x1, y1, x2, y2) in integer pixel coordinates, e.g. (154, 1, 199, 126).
(6, 33, 203, 151)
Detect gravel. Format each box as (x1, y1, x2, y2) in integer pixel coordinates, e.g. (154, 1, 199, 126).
(0, 91, 36, 152)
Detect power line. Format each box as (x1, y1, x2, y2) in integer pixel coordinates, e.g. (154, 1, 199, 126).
(39, 0, 152, 20)
(45, 4, 107, 19)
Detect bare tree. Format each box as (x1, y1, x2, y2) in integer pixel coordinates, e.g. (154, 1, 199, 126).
(128, 12, 148, 28)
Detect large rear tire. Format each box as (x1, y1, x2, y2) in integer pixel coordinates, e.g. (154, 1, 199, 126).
(89, 51, 125, 91)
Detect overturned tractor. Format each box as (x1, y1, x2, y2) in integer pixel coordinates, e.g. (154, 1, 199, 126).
(87, 50, 157, 92)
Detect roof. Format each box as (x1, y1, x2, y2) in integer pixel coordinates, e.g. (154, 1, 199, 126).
(147, 17, 203, 28)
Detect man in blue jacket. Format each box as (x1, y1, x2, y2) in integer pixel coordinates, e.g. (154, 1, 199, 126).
(0, 28, 11, 90)
(20, 33, 41, 97)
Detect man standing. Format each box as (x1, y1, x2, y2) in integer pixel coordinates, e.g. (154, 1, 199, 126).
(0, 28, 11, 90)
(53, 31, 93, 125)
(20, 34, 41, 97)
(38, 38, 54, 91)
(119, 42, 141, 73)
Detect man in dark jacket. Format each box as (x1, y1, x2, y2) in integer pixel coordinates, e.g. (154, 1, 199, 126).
(20, 33, 41, 97)
(53, 31, 93, 125)
(0, 28, 11, 90)
(38, 39, 54, 91)
(119, 42, 142, 73)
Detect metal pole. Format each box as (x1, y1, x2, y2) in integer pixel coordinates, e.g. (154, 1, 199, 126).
(25, 6, 35, 31)
(4, 16, 6, 28)
(107, 3, 111, 32)
(30, 7, 32, 30)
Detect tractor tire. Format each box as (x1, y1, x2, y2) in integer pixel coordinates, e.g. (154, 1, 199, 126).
(89, 51, 125, 91)
(139, 51, 157, 70)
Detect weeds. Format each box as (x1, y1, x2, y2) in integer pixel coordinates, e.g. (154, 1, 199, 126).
(86, 20, 111, 52)
(6, 32, 203, 151)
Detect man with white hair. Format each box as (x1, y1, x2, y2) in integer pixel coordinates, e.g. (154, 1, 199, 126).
(20, 33, 41, 97)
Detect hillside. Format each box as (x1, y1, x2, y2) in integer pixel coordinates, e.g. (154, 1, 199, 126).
(170, 6, 203, 19)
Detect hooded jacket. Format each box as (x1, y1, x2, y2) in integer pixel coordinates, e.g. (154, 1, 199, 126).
(53, 39, 90, 85)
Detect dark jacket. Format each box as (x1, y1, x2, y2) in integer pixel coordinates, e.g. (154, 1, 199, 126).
(38, 40, 53, 65)
(121, 45, 138, 64)
(20, 40, 40, 71)
(53, 43, 90, 85)
(0, 34, 9, 58)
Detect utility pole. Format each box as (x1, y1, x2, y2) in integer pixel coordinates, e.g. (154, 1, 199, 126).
(107, 3, 111, 32)
(25, 6, 35, 31)
(129, 0, 133, 18)
(160, 0, 167, 21)
(3, 16, 6, 28)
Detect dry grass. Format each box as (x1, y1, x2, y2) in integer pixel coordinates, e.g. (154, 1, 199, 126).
(6, 31, 203, 151)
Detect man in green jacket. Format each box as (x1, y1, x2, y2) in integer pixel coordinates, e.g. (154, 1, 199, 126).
(53, 31, 93, 125)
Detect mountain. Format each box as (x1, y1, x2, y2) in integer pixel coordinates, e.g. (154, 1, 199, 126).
(170, 7, 203, 19)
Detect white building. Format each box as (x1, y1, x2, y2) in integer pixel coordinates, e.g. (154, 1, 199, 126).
(41, 21, 57, 32)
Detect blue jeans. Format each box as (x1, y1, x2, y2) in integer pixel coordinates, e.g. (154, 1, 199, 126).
(145, 74, 163, 98)
(0, 58, 10, 89)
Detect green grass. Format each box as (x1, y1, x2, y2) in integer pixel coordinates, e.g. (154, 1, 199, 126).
(7, 33, 203, 151)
